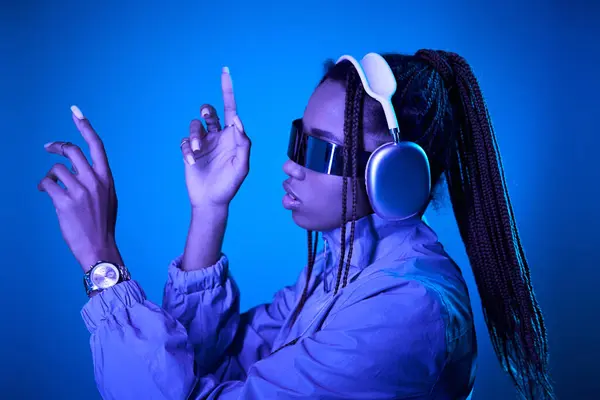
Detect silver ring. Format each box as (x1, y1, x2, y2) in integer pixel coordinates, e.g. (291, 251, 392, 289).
(224, 124, 235, 129)
(180, 138, 190, 148)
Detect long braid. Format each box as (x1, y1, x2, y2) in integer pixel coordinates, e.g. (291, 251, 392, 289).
(416, 50, 554, 399)
(272, 229, 319, 353)
(273, 70, 360, 351)
(460, 52, 548, 380)
(457, 54, 549, 361)
(333, 70, 358, 294)
(289, 230, 319, 327)
(275, 71, 359, 354)
(342, 75, 363, 288)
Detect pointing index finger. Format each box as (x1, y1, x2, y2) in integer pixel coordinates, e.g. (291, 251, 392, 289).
(70, 105, 110, 178)
(221, 66, 237, 127)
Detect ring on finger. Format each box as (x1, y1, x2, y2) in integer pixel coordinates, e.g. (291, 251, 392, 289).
(180, 138, 190, 148)
(224, 124, 234, 129)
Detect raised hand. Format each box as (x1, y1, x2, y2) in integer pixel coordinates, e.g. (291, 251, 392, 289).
(38, 106, 122, 272)
(180, 67, 251, 209)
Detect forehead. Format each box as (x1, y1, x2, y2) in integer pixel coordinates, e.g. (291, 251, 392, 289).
(301, 80, 387, 151)
(302, 81, 346, 144)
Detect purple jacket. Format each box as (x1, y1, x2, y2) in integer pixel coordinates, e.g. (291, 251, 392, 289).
(81, 214, 476, 399)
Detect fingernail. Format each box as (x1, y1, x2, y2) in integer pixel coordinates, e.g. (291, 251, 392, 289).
(44, 142, 53, 148)
(201, 108, 210, 118)
(71, 105, 84, 120)
(222, 66, 230, 74)
(233, 115, 243, 132)
(191, 139, 200, 151)
(186, 154, 196, 165)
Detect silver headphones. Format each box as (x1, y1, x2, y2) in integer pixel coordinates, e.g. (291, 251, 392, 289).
(336, 53, 431, 220)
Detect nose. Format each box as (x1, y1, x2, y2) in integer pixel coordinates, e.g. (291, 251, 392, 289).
(283, 159, 306, 180)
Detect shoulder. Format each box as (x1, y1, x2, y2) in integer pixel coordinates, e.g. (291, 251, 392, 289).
(338, 260, 448, 329)
(321, 267, 448, 391)
(318, 251, 476, 396)
(345, 254, 475, 341)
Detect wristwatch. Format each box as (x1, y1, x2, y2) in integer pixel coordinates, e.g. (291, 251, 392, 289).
(83, 261, 131, 297)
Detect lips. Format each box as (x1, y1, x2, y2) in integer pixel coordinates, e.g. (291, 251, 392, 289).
(282, 180, 300, 201)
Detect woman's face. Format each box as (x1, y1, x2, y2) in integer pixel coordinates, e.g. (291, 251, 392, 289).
(282, 80, 387, 231)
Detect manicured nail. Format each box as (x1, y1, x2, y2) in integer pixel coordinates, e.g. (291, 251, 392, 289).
(186, 154, 196, 165)
(222, 66, 230, 74)
(201, 108, 210, 118)
(44, 142, 53, 148)
(191, 138, 200, 151)
(71, 105, 84, 120)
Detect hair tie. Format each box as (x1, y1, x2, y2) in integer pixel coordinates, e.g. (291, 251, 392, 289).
(415, 49, 457, 89)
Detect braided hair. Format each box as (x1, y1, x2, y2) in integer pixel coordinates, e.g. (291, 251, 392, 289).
(276, 50, 554, 399)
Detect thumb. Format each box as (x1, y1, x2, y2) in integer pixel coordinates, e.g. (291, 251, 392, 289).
(233, 115, 250, 148)
(233, 115, 251, 171)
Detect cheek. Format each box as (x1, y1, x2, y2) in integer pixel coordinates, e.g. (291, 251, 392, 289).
(291, 172, 372, 230)
(305, 173, 343, 206)
(302, 172, 370, 212)
(292, 174, 344, 230)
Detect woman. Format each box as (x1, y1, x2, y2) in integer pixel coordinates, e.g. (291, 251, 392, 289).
(39, 50, 554, 399)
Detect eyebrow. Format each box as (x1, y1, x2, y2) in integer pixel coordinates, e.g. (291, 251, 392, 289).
(304, 125, 343, 145)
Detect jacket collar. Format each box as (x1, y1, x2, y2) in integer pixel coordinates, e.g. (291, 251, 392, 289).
(320, 213, 425, 290)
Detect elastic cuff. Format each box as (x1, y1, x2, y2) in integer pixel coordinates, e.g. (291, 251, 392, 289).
(81, 280, 146, 333)
(167, 253, 229, 294)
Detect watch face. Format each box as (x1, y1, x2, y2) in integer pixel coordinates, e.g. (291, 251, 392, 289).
(91, 263, 120, 289)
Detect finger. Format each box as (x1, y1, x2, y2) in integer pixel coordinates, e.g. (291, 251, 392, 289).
(200, 104, 222, 133)
(38, 176, 68, 204)
(180, 137, 196, 166)
(70, 105, 111, 178)
(46, 163, 83, 192)
(189, 119, 207, 152)
(233, 115, 251, 173)
(44, 141, 93, 176)
(221, 67, 237, 127)
(48, 163, 80, 191)
(233, 115, 250, 147)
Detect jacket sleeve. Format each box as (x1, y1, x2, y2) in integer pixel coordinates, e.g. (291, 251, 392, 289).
(162, 253, 298, 379)
(81, 275, 448, 400)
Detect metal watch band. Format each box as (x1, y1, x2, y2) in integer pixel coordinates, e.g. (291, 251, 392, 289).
(83, 261, 131, 297)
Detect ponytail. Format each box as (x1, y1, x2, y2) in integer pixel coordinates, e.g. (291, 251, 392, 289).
(416, 50, 554, 399)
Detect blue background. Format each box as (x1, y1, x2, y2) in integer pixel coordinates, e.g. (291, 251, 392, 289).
(2, 0, 598, 398)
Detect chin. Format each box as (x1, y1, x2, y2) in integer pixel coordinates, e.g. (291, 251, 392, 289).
(291, 210, 340, 232)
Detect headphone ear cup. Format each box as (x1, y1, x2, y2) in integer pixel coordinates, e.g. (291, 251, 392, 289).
(365, 142, 431, 220)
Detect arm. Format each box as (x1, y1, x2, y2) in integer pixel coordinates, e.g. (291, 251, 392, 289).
(163, 204, 236, 377)
(162, 252, 299, 379)
(83, 276, 447, 400)
(181, 205, 227, 272)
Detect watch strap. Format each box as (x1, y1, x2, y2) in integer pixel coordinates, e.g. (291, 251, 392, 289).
(84, 261, 131, 297)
